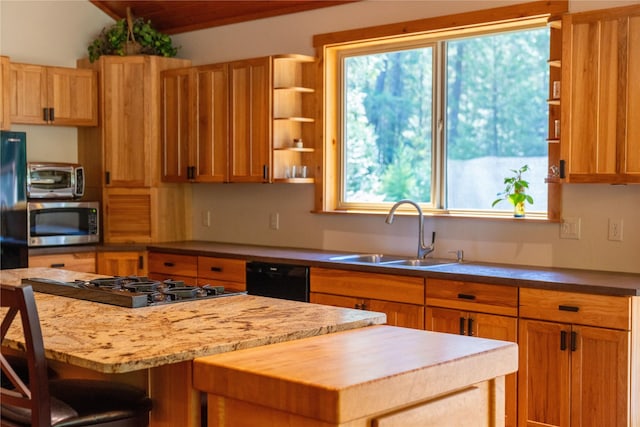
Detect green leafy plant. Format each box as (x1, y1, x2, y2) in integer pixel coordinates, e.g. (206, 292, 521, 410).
(88, 17, 178, 63)
(491, 164, 534, 208)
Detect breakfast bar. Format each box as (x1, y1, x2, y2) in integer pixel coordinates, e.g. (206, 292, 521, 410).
(0, 268, 386, 427)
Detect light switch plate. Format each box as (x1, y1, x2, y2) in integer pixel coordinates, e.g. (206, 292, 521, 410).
(560, 217, 580, 239)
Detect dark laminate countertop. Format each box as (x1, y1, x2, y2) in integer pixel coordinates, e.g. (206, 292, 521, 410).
(146, 241, 640, 297)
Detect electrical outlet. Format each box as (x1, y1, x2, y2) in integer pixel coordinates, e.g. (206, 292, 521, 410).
(269, 212, 279, 230)
(560, 217, 580, 239)
(201, 210, 211, 227)
(608, 218, 623, 241)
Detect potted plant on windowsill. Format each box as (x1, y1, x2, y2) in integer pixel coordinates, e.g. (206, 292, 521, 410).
(492, 164, 534, 218)
(87, 8, 178, 63)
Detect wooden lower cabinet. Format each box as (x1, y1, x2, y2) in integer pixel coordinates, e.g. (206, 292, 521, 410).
(518, 319, 629, 427)
(29, 252, 96, 273)
(425, 278, 518, 427)
(147, 252, 246, 291)
(518, 288, 636, 427)
(310, 268, 425, 330)
(197, 256, 246, 291)
(96, 251, 147, 276)
(312, 292, 424, 329)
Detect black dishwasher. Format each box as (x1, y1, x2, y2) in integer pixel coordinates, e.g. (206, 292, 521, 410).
(245, 262, 310, 302)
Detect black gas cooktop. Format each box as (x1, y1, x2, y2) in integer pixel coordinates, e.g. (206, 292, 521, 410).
(23, 276, 246, 308)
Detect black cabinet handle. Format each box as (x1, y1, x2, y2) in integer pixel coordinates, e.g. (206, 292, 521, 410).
(457, 293, 476, 300)
(49, 108, 54, 122)
(105, 171, 111, 185)
(570, 331, 577, 352)
(51, 263, 65, 268)
(459, 317, 466, 335)
(560, 330, 567, 351)
(164, 262, 175, 267)
(210, 267, 222, 272)
(559, 159, 566, 179)
(43, 108, 49, 122)
(262, 164, 268, 181)
(467, 317, 474, 336)
(138, 256, 144, 270)
(354, 303, 362, 310)
(559, 305, 579, 312)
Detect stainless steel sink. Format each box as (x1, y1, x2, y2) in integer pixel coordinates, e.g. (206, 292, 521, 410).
(328, 253, 405, 264)
(382, 258, 456, 268)
(329, 254, 456, 268)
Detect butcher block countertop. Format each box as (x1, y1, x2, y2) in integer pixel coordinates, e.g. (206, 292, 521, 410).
(0, 268, 386, 374)
(194, 325, 518, 426)
(146, 241, 640, 296)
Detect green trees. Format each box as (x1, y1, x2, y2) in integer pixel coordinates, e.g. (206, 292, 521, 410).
(343, 27, 549, 210)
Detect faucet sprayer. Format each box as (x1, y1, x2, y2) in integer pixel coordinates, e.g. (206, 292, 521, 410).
(385, 199, 436, 259)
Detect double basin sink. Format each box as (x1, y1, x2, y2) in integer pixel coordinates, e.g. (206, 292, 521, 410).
(328, 253, 457, 269)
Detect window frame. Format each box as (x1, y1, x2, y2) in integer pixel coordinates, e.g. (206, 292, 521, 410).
(313, 0, 568, 221)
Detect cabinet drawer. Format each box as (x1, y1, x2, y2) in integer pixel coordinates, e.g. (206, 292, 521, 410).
(426, 279, 518, 317)
(29, 252, 96, 273)
(148, 252, 197, 278)
(310, 268, 424, 305)
(198, 257, 246, 283)
(519, 288, 631, 330)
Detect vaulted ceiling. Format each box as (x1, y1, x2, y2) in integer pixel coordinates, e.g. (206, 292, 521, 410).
(90, 0, 358, 34)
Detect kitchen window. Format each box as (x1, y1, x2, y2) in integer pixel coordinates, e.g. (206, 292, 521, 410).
(314, 1, 567, 219)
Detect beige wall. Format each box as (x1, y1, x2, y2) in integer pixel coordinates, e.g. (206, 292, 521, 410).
(2, 0, 639, 273)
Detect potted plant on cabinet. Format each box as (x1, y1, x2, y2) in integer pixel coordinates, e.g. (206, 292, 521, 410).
(88, 8, 178, 63)
(492, 164, 534, 217)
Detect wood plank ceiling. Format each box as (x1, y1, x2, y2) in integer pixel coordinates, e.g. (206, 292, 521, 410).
(90, 0, 358, 34)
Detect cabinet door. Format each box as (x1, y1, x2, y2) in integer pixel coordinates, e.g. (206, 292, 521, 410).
(0, 56, 10, 130)
(193, 64, 229, 182)
(97, 251, 147, 276)
(368, 299, 424, 329)
(519, 319, 570, 427)
(229, 57, 271, 182)
(101, 56, 151, 187)
(102, 188, 153, 243)
(46, 67, 97, 126)
(10, 63, 47, 124)
(570, 325, 629, 427)
(562, 5, 640, 183)
(427, 307, 517, 427)
(161, 67, 192, 182)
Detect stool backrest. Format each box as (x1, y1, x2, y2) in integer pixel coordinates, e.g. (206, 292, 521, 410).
(1, 283, 52, 426)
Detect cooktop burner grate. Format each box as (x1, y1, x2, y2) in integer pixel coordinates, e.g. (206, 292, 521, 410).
(22, 276, 246, 308)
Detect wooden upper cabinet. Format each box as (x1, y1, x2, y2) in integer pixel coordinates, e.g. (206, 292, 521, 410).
(161, 63, 228, 183)
(0, 56, 10, 130)
(161, 67, 192, 182)
(100, 56, 151, 187)
(229, 57, 271, 183)
(561, 4, 640, 183)
(10, 63, 97, 126)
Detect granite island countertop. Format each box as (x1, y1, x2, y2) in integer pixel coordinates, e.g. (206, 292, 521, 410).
(146, 241, 640, 296)
(0, 268, 386, 374)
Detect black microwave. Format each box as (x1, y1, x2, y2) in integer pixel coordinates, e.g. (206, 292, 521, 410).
(27, 201, 99, 247)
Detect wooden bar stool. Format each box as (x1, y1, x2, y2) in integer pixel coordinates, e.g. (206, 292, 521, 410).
(1, 283, 153, 427)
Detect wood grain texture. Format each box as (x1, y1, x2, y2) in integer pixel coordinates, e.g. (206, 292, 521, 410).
(194, 325, 517, 425)
(519, 287, 631, 330)
(310, 267, 425, 305)
(28, 252, 96, 273)
(426, 278, 518, 316)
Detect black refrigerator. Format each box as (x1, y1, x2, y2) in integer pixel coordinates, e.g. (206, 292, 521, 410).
(1, 130, 28, 269)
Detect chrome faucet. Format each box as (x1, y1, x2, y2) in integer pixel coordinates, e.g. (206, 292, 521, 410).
(385, 199, 436, 259)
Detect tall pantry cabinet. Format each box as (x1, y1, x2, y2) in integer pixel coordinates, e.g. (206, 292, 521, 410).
(78, 55, 192, 243)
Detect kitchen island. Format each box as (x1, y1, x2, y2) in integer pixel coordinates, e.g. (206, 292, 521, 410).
(0, 268, 386, 427)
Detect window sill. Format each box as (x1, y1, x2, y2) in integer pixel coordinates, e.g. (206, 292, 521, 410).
(311, 208, 556, 222)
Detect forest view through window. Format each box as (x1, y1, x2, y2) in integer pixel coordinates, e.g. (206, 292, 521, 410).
(341, 26, 550, 213)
